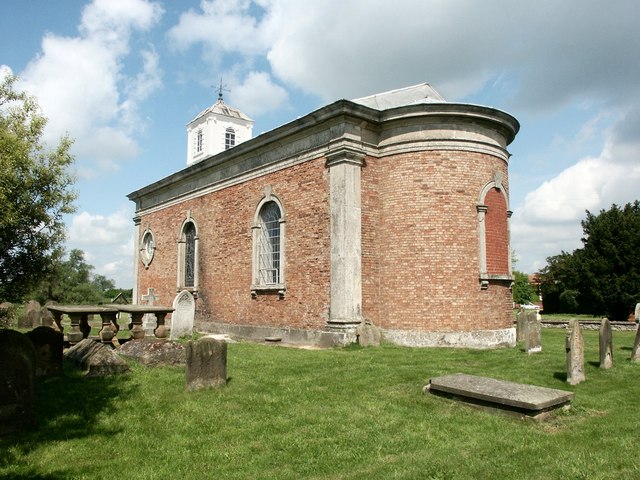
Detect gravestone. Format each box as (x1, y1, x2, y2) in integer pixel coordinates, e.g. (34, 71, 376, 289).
(0, 329, 36, 435)
(40, 304, 55, 327)
(635, 303, 640, 322)
(19, 300, 41, 328)
(64, 339, 130, 376)
(185, 337, 227, 391)
(566, 319, 585, 385)
(524, 310, 542, 354)
(119, 337, 186, 366)
(599, 318, 613, 369)
(516, 310, 527, 342)
(141, 288, 159, 335)
(171, 290, 195, 339)
(26, 326, 64, 377)
(631, 322, 640, 362)
(0, 302, 14, 328)
(356, 319, 381, 347)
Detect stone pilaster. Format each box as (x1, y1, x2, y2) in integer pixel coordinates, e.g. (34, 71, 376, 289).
(325, 147, 364, 331)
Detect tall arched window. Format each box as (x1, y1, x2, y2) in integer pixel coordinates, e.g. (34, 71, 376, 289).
(225, 127, 235, 150)
(252, 191, 285, 297)
(178, 217, 199, 292)
(477, 174, 512, 289)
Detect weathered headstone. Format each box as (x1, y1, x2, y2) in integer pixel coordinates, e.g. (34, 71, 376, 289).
(40, 304, 55, 327)
(356, 319, 381, 347)
(599, 318, 613, 369)
(185, 337, 227, 391)
(0, 329, 36, 435)
(26, 326, 64, 377)
(141, 288, 159, 335)
(631, 322, 640, 362)
(524, 310, 542, 354)
(635, 303, 640, 322)
(171, 290, 195, 339)
(64, 338, 130, 376)
(566, 319, 585, 385)
(0, 302, 15, 328)
(516, 310, 526, 342)
(119, 337, 186, 366)
(19, 300, 41, 328)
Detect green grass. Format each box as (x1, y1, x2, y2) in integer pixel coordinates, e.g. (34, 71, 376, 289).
(2, 329, 640, 479)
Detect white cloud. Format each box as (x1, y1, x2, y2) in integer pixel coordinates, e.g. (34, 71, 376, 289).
(230, 71, 288, 116)
(67, 206, 135, 288)
(17, 0, 163, 179)
(512, 127, 640, 273)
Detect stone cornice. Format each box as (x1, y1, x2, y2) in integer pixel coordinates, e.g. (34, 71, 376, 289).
(128, 99, 519, 215)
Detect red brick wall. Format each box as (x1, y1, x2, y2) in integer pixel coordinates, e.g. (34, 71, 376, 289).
(484, 188, 509, 275)
(361, 150, 512, 332)
(137, 157, 331, 330)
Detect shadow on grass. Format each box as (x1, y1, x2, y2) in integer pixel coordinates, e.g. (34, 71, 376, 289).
(0, 361, 138, 478)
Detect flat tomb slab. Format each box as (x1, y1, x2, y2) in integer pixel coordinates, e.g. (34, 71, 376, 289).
(426, 373, 574, 419)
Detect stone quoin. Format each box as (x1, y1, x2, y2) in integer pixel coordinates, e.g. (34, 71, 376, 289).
(127, 83, 520, 348)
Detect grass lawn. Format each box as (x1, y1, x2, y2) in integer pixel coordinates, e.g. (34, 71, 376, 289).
(2, 328, 640, 479)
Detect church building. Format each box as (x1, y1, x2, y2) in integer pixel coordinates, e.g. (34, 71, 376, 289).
(128, 83, 520, 347)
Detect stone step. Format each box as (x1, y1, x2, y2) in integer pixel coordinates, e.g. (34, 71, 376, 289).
(425, 373, 574, 420)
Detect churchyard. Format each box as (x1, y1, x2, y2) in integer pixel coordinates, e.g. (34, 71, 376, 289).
(2, 326, 640, 479)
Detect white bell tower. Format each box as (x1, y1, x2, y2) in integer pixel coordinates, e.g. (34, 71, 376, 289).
(186, 88, 253, 166)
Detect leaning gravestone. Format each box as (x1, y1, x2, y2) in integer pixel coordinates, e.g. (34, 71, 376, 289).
(26, 326, 64, 377)
(19, 300, 41, 328)
(185, 337, 227, 391)
(599, 318, 613, 369)
(0, 329, 36, 435)
(64, 339, 129, 377)
(566, 319, 585, 385)
(171, 290, 195, 339)
(524, 310, 542, 354)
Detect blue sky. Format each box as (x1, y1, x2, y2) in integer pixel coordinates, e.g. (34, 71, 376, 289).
(1, 0, 639, 288)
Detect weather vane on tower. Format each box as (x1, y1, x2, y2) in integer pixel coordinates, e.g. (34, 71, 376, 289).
(216, 77, 230, 102)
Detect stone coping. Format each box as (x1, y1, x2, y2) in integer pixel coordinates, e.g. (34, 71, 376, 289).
(426, 373, 574, 419)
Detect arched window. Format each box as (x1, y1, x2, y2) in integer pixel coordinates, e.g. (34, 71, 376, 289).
(178, 217, 199, 292)
(477, 174, 512, 289)
(252, 192, 285, 297)
(225, 127, 235, 150)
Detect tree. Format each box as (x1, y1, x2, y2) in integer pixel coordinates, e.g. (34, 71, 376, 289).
(512, 270, 534, 305)
(29, 249, 119, 304)
(539, 202, 640, 320)
(0, 74, 76, 302)
(579, 202, 640, 320)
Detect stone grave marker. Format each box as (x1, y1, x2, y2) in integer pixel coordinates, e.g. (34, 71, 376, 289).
(0, 302, 14, 328)
(356, 318, 381, 347)
(64, 339, 130, 377)
(141, 287, 159, 336)
(631, 322, 640, 362)
(635, 303, 640, 322)
(566, 319, 585, 385)
(26, 326, 63, 377)
(524, 310, 542, 354)
(185, 337, 227, 391)
(19, 300, 41, 328)
(599, 318, 613, 369)
(0, 329, 36, 435)
(516, 310, 526, 343)
(171, 290, 195, 339)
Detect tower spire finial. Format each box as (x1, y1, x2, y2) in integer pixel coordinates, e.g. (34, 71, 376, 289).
(217, 77, 229, 102)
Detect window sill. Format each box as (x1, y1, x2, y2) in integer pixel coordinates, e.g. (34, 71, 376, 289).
(479, 274, 514, 290)
(251, 284, 286, 299)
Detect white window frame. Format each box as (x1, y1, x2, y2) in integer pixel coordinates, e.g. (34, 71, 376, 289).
(225, 127, 236, 150)
(251, 190, 285, 298)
